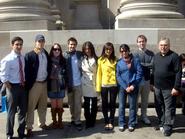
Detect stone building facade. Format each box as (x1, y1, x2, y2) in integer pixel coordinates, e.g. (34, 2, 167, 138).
(0, 0, 184, 31)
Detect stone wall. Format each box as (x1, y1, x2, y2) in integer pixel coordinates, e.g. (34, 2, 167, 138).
(0, 29, 184, 58)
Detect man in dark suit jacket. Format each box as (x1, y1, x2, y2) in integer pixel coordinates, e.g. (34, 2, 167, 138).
(25, 34, 49, 137)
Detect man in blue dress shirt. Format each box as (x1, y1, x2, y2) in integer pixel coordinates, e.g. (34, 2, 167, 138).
(0, 36, 27, 139)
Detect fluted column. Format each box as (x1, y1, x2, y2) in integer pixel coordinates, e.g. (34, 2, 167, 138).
(116, 0, 184, 19)
(0, 0, 55, 22)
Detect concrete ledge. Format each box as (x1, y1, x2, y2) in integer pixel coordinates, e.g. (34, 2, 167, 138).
(115, 19, 185, 29)
(0, 20, 56, 31)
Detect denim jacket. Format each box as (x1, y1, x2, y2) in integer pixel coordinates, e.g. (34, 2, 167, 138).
(116, 55, 143, 90)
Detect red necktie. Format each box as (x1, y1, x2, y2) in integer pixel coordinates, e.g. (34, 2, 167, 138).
(18, 56, 24, 86)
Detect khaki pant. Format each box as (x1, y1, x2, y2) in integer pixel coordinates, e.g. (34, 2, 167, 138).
(26, 82, 47, 129)
(68, 85, 82, 124)
(136, 80, 150, 117)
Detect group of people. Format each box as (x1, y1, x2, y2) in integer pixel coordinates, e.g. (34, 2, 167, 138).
(0, 34, 184, 139)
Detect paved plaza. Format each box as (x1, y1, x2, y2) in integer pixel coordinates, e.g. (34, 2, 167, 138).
(0, 108, 185, 139)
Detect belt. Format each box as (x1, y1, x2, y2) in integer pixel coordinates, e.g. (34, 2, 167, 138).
(36, 80, 46, 83)
(10, 83, 25, 87)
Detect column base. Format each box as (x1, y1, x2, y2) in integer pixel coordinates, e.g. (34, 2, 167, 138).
(115, 18, 185, 29)
(0, 20, 56, 31)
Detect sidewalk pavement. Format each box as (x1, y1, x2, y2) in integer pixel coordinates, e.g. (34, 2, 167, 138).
(0, 108, 185, 139)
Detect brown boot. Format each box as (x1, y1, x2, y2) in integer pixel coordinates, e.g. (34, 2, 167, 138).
(57, 108, 64, 129)
(49, 108, 58, 129)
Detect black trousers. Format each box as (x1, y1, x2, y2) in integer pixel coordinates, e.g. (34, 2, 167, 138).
(6, 84, 27, 137)
(101, 86, 118, 125)
(84, 97, 97, 127)
(154, 88, 176, 132)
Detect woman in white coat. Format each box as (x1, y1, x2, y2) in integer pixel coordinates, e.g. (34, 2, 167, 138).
(81, 41, 98, 129)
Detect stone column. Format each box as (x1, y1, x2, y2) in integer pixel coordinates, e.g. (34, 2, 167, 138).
(0, 0, 56, 30)
(72, 0, 102, 29)
(115, 0, 185, 29)
(178, 0, 185, 17)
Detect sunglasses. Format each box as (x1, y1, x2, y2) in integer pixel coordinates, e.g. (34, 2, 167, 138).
(120, 50, 128, 53)
(53, 48, 60, 51)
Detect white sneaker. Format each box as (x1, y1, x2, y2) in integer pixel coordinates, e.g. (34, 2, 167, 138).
(141, 117, 151, 125)
(160, 127, 164, 133)
(128, 126, 135, 132)
(119, 127, 125, 132)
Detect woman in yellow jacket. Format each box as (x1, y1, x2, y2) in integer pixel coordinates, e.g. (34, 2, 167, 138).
(96, 42, 117, 130)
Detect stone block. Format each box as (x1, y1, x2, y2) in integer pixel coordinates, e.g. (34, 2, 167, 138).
(0, 20, 56, 31)
(115, 19, 185, 29)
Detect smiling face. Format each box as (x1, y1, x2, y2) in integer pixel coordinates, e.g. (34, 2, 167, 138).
(35, 40, 45, 50)
(104, 46, 113, 58)
(84, 45, 92, 57)
(68, 40, 77, 52)
(158, 39, 170, 56)
(120, 48, 129, 59)
(137, 37, 147, 50)
(52, 44, 61, 57)
(12, 40, 23, 54)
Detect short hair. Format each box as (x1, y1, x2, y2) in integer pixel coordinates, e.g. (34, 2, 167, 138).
(159, 37, 170, 45)
(137, 35, 147, 42)
(11, 36, 23, 45)
(67, 37, 78, 45)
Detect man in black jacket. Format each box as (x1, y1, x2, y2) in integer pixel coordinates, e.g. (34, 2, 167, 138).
(63, 37, 83, 131)
(25, 34, 49, 137)
(151, 37, 181, 137)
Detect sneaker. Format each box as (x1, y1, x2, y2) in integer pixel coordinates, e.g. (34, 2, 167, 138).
(160, 127, 164, 133)
(108, 123, 114, 130)
(75, 123, 83, 131)
(39, 124, 50, 130)
(141, 117, 151, 125)
(26, 129, 33, 137)
(154, 126, 160, 131)
(163, 130, 172, 136)
(128, 126, 135, 132)
(104, 124, 109, 130)
(119, 127, 125, 132)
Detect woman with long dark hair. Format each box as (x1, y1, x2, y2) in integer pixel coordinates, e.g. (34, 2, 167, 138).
(96, 42, 117, 130)
(48, 43, 66, 129)
(81, 41, 98, 128)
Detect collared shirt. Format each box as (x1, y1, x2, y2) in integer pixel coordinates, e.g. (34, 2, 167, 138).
(36, 50, 48, 81)
(71, 54, 81, 86)
(0, 50, 25, 83)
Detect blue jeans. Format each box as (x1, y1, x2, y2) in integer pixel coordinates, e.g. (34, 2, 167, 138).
(118, 87, 138, 127)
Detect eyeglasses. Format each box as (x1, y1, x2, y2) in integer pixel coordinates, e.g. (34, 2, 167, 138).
(53, 48, 60, 51)
(120, 50, 128, 53)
